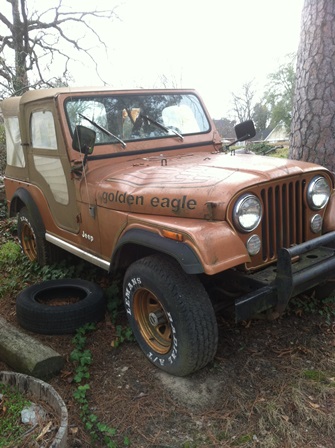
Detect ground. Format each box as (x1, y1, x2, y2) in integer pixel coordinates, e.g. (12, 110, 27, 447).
(1, 200, 335, 447)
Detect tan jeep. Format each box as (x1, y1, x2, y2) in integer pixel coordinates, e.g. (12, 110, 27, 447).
(2, 87, 335, 376)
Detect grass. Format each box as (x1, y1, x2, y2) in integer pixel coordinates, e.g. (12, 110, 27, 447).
(0, 383, 31, 447)
(246, 142, 289, 158)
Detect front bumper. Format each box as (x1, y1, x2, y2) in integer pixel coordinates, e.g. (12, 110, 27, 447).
(235, 231, 335, 322)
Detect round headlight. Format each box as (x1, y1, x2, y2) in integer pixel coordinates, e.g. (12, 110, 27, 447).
(307, 176, 330, 210)
(233, 194, 262, 232)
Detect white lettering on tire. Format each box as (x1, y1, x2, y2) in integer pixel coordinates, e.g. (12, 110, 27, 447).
(19, 215, 37, 245)
(124, 276, 142, 316)
(124, 276, 179, 366)
(147, 310, 178, 366)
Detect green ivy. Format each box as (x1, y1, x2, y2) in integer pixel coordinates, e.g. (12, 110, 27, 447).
(288, 294, 335, 324)
(70, 324, 131, 447)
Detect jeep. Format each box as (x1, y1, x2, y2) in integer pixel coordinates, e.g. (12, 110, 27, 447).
(2, 87, 335, 376)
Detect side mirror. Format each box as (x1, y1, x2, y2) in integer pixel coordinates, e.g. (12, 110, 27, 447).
(234, 120, 256, 142)
(72, 125, 96, 154)
(224, 120, 256, 152)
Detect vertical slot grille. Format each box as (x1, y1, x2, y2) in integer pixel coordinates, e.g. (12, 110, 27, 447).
(261, 180, 306, 262)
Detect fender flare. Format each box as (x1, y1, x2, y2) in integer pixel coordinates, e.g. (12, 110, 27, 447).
(111, 229, 204, 274)
(10, 188, 45, 238)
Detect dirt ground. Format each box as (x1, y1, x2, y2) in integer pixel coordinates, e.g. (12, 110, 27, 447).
(1, 200, 335, 447)
(1, 286, 335, 448)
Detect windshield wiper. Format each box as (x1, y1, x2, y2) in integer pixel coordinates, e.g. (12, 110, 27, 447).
(79, 113, 126, 149)
(141, 114, 184, 141)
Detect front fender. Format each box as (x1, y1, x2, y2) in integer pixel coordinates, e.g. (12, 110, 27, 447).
(111, 228, 203, 274)
(111, 220, 250, 276)
(183, 221, 250, 275)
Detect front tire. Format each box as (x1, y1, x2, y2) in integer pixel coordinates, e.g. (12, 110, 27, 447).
(123, 255, 218, 376)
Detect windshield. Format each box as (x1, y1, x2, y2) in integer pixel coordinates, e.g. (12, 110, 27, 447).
(65, 93, 210, 145)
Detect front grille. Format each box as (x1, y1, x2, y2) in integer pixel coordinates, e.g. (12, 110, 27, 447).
(260, 179, 306, 262)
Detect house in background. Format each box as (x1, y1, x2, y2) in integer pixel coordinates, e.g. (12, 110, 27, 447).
(264, 120, 289, 144)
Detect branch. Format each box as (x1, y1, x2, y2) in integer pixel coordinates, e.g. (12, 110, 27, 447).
(31, 47, 48, 85)
(0, 12, 13, 31)
(0, 67, 12, 82)
(27, 8, 118, 51)
(0, 0, 119, 94)
(0, 35, 14, 52)
(29, 32, 103, 84)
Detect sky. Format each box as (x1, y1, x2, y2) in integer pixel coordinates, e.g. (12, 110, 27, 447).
(2, 0, 305, 118)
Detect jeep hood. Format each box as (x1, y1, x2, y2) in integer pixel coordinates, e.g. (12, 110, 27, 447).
(92, 152, 328, 219)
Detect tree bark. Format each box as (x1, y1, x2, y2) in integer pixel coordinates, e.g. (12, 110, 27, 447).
(11, 0, 29, 94)
(289, 0, 335, 171)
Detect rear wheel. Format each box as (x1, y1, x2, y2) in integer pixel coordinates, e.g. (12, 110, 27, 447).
(123, 255, 218, 376)
(17, 207, 61, 265)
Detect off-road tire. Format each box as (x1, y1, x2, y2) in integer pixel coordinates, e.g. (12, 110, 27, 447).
(123, 255, 218, 376)
(17, 206, 61, 265)
(16, 279, 106, 334)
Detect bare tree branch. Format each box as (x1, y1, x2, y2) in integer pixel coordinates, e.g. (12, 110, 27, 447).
(0, 12, 13, 31)
(0, 67, 12, 82)
(231, 81, 256, 122)
(0, 0, 119, 96)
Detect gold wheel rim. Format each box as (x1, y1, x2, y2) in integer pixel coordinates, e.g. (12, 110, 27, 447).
(133, 288, 172, 354)
(21, 222, 37, 261)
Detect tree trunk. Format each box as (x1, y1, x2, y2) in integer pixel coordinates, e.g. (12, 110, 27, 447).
(289, 0, 335, 171)
(11, 0, 29, 94)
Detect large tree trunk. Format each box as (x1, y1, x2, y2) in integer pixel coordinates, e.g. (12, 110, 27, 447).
(12, 0, 29, 94)
(289, 0, 335, 171)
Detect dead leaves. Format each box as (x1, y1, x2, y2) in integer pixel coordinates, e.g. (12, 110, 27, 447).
(272, 345, 313, 357)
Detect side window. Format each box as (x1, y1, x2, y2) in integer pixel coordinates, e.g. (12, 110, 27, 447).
(4, 116, 25, 167)
(30, 109, 68, 204)
(31, 110, 57, 149)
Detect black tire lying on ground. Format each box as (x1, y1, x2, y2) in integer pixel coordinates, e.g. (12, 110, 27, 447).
(16, 279, 106, 334)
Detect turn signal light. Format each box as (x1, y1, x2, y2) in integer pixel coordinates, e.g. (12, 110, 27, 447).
(162, 229, 184, 242)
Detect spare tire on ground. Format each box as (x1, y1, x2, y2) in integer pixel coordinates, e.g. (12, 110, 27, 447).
(16, 279, 106, 334)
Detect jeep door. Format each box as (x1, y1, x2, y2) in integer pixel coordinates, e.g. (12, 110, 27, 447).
(22, 100, 80, 233)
